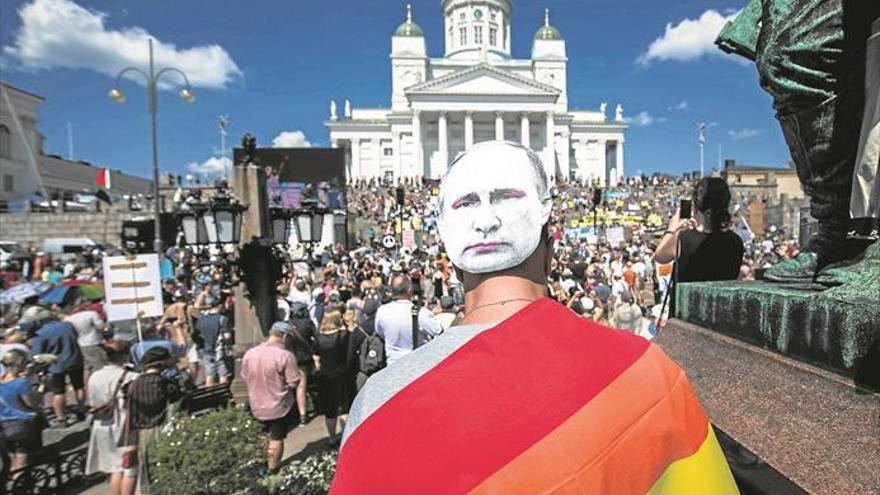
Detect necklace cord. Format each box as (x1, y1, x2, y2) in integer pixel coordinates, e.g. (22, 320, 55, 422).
(465, 297, 537, 316)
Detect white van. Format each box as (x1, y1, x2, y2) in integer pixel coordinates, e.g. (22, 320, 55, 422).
(41, 238, 98, 261)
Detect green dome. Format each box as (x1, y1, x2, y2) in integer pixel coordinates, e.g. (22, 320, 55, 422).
(394, 4, 424, 37)
(395, 21, 424, 37)
(534, 8, 562, 40)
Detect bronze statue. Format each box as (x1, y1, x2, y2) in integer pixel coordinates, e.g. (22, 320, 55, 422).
(717, 1, 880, 282)
(239, 132, 258, 166)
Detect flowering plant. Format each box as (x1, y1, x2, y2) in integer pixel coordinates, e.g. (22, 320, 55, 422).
(151, 405, 265, 495)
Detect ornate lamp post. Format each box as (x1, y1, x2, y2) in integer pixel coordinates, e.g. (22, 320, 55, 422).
(270, 208, 295, 245)
(109, 38, 196, 254)
(176, 182, 245, 246)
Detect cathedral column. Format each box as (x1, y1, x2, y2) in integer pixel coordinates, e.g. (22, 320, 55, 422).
(394, 132, 403, 179)
(520, 112, 530, 147)
(560, 129, 571, 182)
(464, 111, 474, 150)
(545, 111, 555, 179)
(495, 112, 505, 141)
(412, 110, 423, 178)
(438, 111, 448, 178)
(351, 138, 361, 180)
(372, 137, 382, 180)
(615, 138, 625, 182)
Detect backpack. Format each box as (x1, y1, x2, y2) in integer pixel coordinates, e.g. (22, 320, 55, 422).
(358, 327, 386, 376)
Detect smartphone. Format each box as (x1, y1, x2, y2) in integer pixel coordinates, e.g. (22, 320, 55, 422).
(679, 199, 692, 219)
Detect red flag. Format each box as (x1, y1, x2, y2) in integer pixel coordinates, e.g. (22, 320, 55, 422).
(94, 168, 112, 204)
(94, 168, 109, 188)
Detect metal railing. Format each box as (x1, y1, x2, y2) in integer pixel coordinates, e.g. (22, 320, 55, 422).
(3, 447, 88, 495)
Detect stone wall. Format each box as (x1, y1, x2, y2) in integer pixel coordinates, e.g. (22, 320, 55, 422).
(0, 211, 148, 247)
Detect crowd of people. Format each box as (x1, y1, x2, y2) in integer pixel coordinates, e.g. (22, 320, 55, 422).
(0, 168, 801, 492)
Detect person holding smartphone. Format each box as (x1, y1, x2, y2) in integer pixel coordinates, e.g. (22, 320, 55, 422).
(653, 178, 744, 316)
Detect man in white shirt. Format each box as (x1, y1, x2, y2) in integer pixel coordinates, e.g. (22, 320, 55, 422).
(374, 274, 442, 367)
(287, 278, 312, 306)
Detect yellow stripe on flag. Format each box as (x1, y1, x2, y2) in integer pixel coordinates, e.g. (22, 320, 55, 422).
(647, 425, 740, 495)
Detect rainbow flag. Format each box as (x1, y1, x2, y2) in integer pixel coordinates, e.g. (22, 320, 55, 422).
(331, 298, 738, 494)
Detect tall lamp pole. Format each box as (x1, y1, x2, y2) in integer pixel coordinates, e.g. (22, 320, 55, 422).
(697, 122, 707, 178)
(109, 38, 196, 254)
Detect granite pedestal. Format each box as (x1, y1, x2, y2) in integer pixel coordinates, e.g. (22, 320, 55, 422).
(675, 241, 880, 389)
(656, 320, 880, 495)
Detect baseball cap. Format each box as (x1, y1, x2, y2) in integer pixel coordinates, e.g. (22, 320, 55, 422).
(270, 321, 294, 336)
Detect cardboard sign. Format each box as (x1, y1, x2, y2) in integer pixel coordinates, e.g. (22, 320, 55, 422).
(102, 254, 163, 322)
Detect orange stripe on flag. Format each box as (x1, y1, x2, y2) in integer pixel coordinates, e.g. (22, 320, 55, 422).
(469, 345, 709, 495)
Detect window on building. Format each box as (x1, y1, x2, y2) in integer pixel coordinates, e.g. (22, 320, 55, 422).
(0, 125, 10, 159)
(460, 27, 467, 45)
(383, 148, 393, 156)
(490, 10, 497, 21)
(474, 25, 483, 44)
(448, 25, 454, 46)
(459, 12, 465, 21)
(2, 174, 12, 193)
(489, 27, 497, 46)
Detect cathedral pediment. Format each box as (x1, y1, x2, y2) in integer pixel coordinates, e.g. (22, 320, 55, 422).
(406, 64, 560, 96)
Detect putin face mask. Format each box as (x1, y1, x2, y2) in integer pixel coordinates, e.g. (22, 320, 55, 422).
(438, 142, 552, 274)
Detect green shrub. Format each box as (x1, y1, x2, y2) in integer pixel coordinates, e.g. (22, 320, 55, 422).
(260, 450, 337, 495)
(150, 406, 265, 495)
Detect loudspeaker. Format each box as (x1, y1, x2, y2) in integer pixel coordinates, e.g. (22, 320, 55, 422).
(396, 187, 405, 206)
(593, 188, 603, 206)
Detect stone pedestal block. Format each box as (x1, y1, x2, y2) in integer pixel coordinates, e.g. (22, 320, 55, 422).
(675, 241, 880, 388)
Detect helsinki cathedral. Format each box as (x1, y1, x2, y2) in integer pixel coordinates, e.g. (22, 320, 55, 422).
(326, 0, 628, 186)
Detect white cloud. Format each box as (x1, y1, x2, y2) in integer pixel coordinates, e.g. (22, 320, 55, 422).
(271, 130, 312, 148)
(668, 101, 689, 111)
(186, 156, 232, 176)
(624, 111, 656, 127)
(3, 0, 241, 89)
(636, 9, 740, 66)
(728, 128, 760, 140)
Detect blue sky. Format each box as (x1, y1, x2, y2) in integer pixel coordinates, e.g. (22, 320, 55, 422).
(0, 0, 792, 181)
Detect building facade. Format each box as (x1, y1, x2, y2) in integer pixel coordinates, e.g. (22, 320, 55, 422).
(326, 1, 628, 185)
(0, 80, 152, 209)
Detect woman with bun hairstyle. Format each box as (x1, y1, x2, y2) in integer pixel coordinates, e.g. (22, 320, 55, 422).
(654, 177, 744, 315)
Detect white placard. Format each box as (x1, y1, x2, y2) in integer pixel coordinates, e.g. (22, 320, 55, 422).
(102, 254, 164, 322)
(606, 227, 626, 247)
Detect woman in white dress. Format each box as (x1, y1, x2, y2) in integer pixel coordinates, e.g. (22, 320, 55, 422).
(85, 340, 139, 495)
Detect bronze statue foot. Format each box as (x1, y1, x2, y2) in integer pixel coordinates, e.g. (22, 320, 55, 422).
(814, 240, 880, 286)
(764, 230, 872, 283)
(764, 252, 819, 283)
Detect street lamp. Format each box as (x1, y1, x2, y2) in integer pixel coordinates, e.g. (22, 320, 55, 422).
(176, 183, 244, 246)
(109, 38, 196, 254)
(270, 208, 294, 245)
(293, 207, 326, 245)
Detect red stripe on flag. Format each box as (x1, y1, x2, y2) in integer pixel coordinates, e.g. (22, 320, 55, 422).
(94, 168, 107, 188)
(330, 298, 650, 495)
